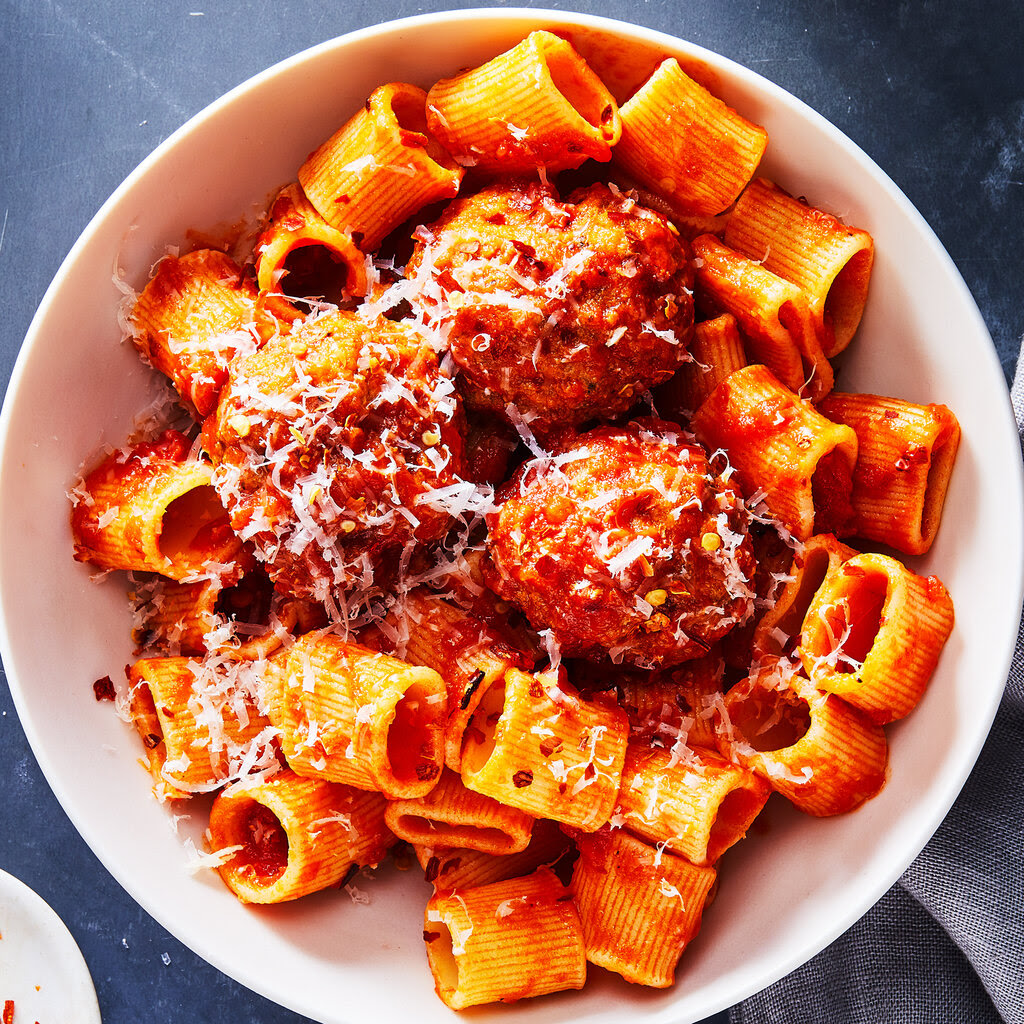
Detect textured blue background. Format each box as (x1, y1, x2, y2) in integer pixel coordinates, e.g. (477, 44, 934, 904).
(1, 2, 1021, 1022)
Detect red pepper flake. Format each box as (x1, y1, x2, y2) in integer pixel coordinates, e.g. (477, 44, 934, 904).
(512, 769, 534, 788)
(435, 268, 465, 294)
(459, 671, 485, 711)
(93, 676, 116, 701)
(143, 733, 162, 750)
(424, 856, 440, 884)
(415, 763, 440, 783)
(423, 930, 440, 943)
(539, 736, 562, 757)
(440, 856, 461, 876)
(509, 239, 537, 261)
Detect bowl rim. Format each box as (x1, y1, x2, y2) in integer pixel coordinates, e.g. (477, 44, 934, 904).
(2, 7, 1022, 1022)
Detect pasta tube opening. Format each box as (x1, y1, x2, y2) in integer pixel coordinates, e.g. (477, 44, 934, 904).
(824, 248, 873, 353)
(544, 43, 618, 139)
(718, 658, 889, 815)
(921, 428, 960, 545)
(729, 685, 812, 752)
(425, 923, 461, 995)
(460, 678, 506, 773)
(387, 679, 447, 787)
(387, 83, 453, 169)
(706, 786, 769, 863)
(158, 485, 233, 572)
(815, 571, 887, 675)
(809, 450, 856, 537)
(757, 540, 842, 655)
(229, 799, 291, 885)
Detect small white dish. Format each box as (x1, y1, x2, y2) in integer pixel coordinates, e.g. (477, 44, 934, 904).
(0, 869, 101, 1024)
(1, 8, 1022, 1024)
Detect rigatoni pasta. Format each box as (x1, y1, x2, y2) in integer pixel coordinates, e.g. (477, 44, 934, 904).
(615, 57, 767, 216)
(460, 668, 629, 831)
(691, 233, 834, 399)
(126, 654, 277, 800)
(819, 392, 961, 555)
(716, 657, 888, 816)
(570, 827, 717, 987)
(255, 183, 368, 298)
(70, 430, 247, 582)
(299, 81, 463, 252)
(614, 743, 771, 866)
(690, 363, 858, 540)
(262, 632, 447, 798)
(752, 533, 858, 658)
(415, 817, 570, 892)
(130, 249, 295, 418)
(797, 552, 954, 723)
(724, 178, 874, 357)
(426, 31, 621, 174)
(385, 767, 534, 854)
(423, 867, 587, 1009)
(208, 769, 393, 903)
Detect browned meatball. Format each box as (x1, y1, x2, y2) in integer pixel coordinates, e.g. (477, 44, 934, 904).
(202, 309, 468, 603)
(484, 421, 757, 668)
(405, 179, 695, 435)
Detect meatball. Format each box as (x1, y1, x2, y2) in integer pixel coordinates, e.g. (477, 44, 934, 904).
(202, 309, 467, 602)
(405, 179, 695, 435)
(484, 421, 757, 667)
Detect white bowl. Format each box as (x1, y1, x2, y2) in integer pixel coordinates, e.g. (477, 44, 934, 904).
(1, 9, 1021, 1024)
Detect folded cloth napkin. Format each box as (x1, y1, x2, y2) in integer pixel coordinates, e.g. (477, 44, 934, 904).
(733, 361, 1024, 1023)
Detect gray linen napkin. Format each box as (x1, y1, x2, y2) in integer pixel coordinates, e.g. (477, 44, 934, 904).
(733, 358, 1024, 1024)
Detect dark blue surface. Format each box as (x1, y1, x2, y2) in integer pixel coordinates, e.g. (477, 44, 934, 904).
(0, 2, 1021, 1022)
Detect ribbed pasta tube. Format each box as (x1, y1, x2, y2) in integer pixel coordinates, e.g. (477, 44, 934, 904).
(262, 633, 447, 798)
(614, 743, 771, 866)
(819, 392, 961, 555)
(460, 668, 629, 831)
(797, 552, 954, 723)
(615, 57, 767, 216)
(570, 827, 717, 987)
(299, 82, 463, 252)
(127, 655, 277, 800)
(655, 312, 747, 418)
(70, 430, 247, 582)
(423, 866, 586, 1009)
(690, 364, 858, 540)
(374, 589, 533, 772)
(426, 31, 621, 174)
(255, 183, 368, 297)
(725, 178, 874, 357)
(691, 233, 833, 400)
(131, 573, 322, 659)
(752, 533, 858, 658)
(385, 768, 534, 854)
(208, 769, 392, 903)
(415, 818, 570, 892)
(131, 577, 224, 655)
(615, 651, 725, 751)
(131, 249, 295, 418)
(715, 657, 887, 816)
